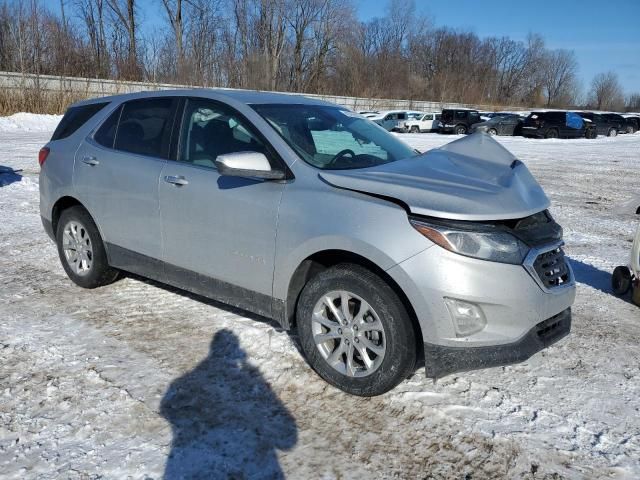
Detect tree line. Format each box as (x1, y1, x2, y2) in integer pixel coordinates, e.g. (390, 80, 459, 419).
(0, 0, 637, 111)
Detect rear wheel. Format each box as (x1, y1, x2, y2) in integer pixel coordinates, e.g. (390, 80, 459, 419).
(626, 126, 634, 134)
(545, 128, 559, 139)
(297, 264, 416, 396)
(612, 266, 632, 295)
(455, 125, 467, 135)
(56, 206, 120, 288)
(608, 128, 618, 137)
(487, 128, 498, 136)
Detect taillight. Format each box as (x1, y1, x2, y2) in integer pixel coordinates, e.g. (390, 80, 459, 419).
(38, 147, 50, 167)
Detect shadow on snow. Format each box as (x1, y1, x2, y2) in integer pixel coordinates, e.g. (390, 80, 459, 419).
(0, 166, 22, 187)
(160, 329, 298, 479)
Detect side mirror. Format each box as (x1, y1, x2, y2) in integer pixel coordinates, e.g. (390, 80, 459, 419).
(215, 152, 286, 180)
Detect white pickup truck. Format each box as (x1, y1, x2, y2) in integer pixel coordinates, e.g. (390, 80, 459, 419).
(405, 112, 441, 133)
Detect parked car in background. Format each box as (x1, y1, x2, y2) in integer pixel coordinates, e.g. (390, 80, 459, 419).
(40, 90, 575, 396)
(405, 112, 441, 133)
(439, 108, 481, 134)
(622, 114, 639, 134)
(469, 113, 523, 136)
(522, 111, 588, 139)
(577, 112, 619, 137)
(370, 110, 409, 132)
(600, 113, 628, 136)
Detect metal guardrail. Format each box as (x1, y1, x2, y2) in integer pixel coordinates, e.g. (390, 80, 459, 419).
(0, 70, 527, 113)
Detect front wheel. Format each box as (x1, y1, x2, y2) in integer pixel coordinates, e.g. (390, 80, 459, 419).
(56, 206, 120, 288)
(545, 129, 559, 139)
(296, 264, 416, 396)
(487, 128, 498, 136)
(410, 126, 420, 133)
(608, 128, 618, 137)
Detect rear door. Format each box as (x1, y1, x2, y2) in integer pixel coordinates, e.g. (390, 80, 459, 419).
(158, 97, 285, 315)
(74, 97, 178, 263)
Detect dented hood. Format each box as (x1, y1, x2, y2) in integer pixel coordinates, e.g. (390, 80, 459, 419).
(319, 133, 550, 221)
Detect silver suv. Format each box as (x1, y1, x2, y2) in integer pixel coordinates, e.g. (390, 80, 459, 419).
(39, 90, 576, 396)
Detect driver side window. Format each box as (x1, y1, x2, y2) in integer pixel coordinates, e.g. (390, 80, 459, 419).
(179, 99, 268, 169)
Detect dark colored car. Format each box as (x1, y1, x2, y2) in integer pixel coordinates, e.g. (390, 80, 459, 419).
(623, 115, 640, 134)
(577, 112, 620, 137)
(439, 109, 481, 134)
(522, 111, 588, 139)
(600, 113, 628, 136)
(470, 114, 524, 136)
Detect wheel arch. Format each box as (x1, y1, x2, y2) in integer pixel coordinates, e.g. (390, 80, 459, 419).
(51, 196, 85, 234)
(51, 196, 107, 246)
(282, 249, 424, 358)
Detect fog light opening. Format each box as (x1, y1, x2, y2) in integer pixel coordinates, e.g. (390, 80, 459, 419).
(444, 297, 487, 337)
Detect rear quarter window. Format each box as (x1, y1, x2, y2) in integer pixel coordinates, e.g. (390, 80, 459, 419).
(51, 102, 108, 141)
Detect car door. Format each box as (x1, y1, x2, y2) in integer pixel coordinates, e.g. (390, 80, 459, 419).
(158, 97, 286, 315)
(565, 112, 584, 138)
(74, 97, 178, 263)
(500, 116, 518, 135)
(422, 114, 433, 130)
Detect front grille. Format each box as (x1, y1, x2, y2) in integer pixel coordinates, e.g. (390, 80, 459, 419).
(533, 246, 571, 289)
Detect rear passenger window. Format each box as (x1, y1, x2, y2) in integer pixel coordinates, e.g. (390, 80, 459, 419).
(94, 106, 121, 149)
(51, 102, 108, 141)
(114, 98, 175, 158)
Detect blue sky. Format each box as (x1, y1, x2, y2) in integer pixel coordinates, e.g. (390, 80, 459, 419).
(357, 0, 640, 94)
(51, 0, 639, 94)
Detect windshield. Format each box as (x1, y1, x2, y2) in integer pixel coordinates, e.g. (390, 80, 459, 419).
(251, 104, 417, 170)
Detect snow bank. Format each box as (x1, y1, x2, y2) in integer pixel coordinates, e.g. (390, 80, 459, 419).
(0, 112, 62, 132)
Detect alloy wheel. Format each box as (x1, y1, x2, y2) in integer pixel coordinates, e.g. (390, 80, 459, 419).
(62, 220, 94, 276)
(311, 290, 386, 377)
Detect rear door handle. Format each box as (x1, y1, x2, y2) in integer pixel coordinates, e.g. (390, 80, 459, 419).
(82, 156, 99, 166)
(164, 175, 189, 186)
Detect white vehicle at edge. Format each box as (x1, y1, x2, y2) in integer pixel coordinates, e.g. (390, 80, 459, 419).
(370, 110, 410, 132)
(405, 112, 441, 133)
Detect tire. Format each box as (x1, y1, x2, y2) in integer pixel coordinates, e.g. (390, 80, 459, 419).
(56, 206, 120, 289)
(612, 266, 632, 296)
(626, 126, 633, 134)
(410, 126, 420, 133)
(608, 128, 618, 137)
(487, 128, 498, 136)
(545, 128, 559, 139)
(455, 125, 467, 135)
(296, 264, 416, 396)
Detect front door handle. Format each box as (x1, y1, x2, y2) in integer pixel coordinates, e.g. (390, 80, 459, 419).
(82, 156, 99, 166)
(164, 175, 189, 186)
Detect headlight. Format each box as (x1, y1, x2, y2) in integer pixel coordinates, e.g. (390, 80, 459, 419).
(410, 218, 529, 264)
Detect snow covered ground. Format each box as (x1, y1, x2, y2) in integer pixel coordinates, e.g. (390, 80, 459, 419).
(1, 115, 639, 479)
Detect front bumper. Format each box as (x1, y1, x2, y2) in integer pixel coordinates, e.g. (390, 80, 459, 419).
(424, 308, 571, 377)
(386, 242, 576, 377)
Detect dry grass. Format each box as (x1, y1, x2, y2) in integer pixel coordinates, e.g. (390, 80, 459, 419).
(0, 87, 91, 116)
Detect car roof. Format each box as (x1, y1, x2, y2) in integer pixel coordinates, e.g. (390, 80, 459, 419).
(70, 88, 338, 108)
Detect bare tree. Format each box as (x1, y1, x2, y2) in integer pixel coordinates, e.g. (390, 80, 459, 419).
(626, 93, 640, 112)
(541, 49, 579, 107)
(105, 0, 140, 79)
(160, 0, 185, 81)
(589, 71, 625, 111)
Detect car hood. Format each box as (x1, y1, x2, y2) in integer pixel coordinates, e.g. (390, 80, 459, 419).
(318, 133, 550, 221)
